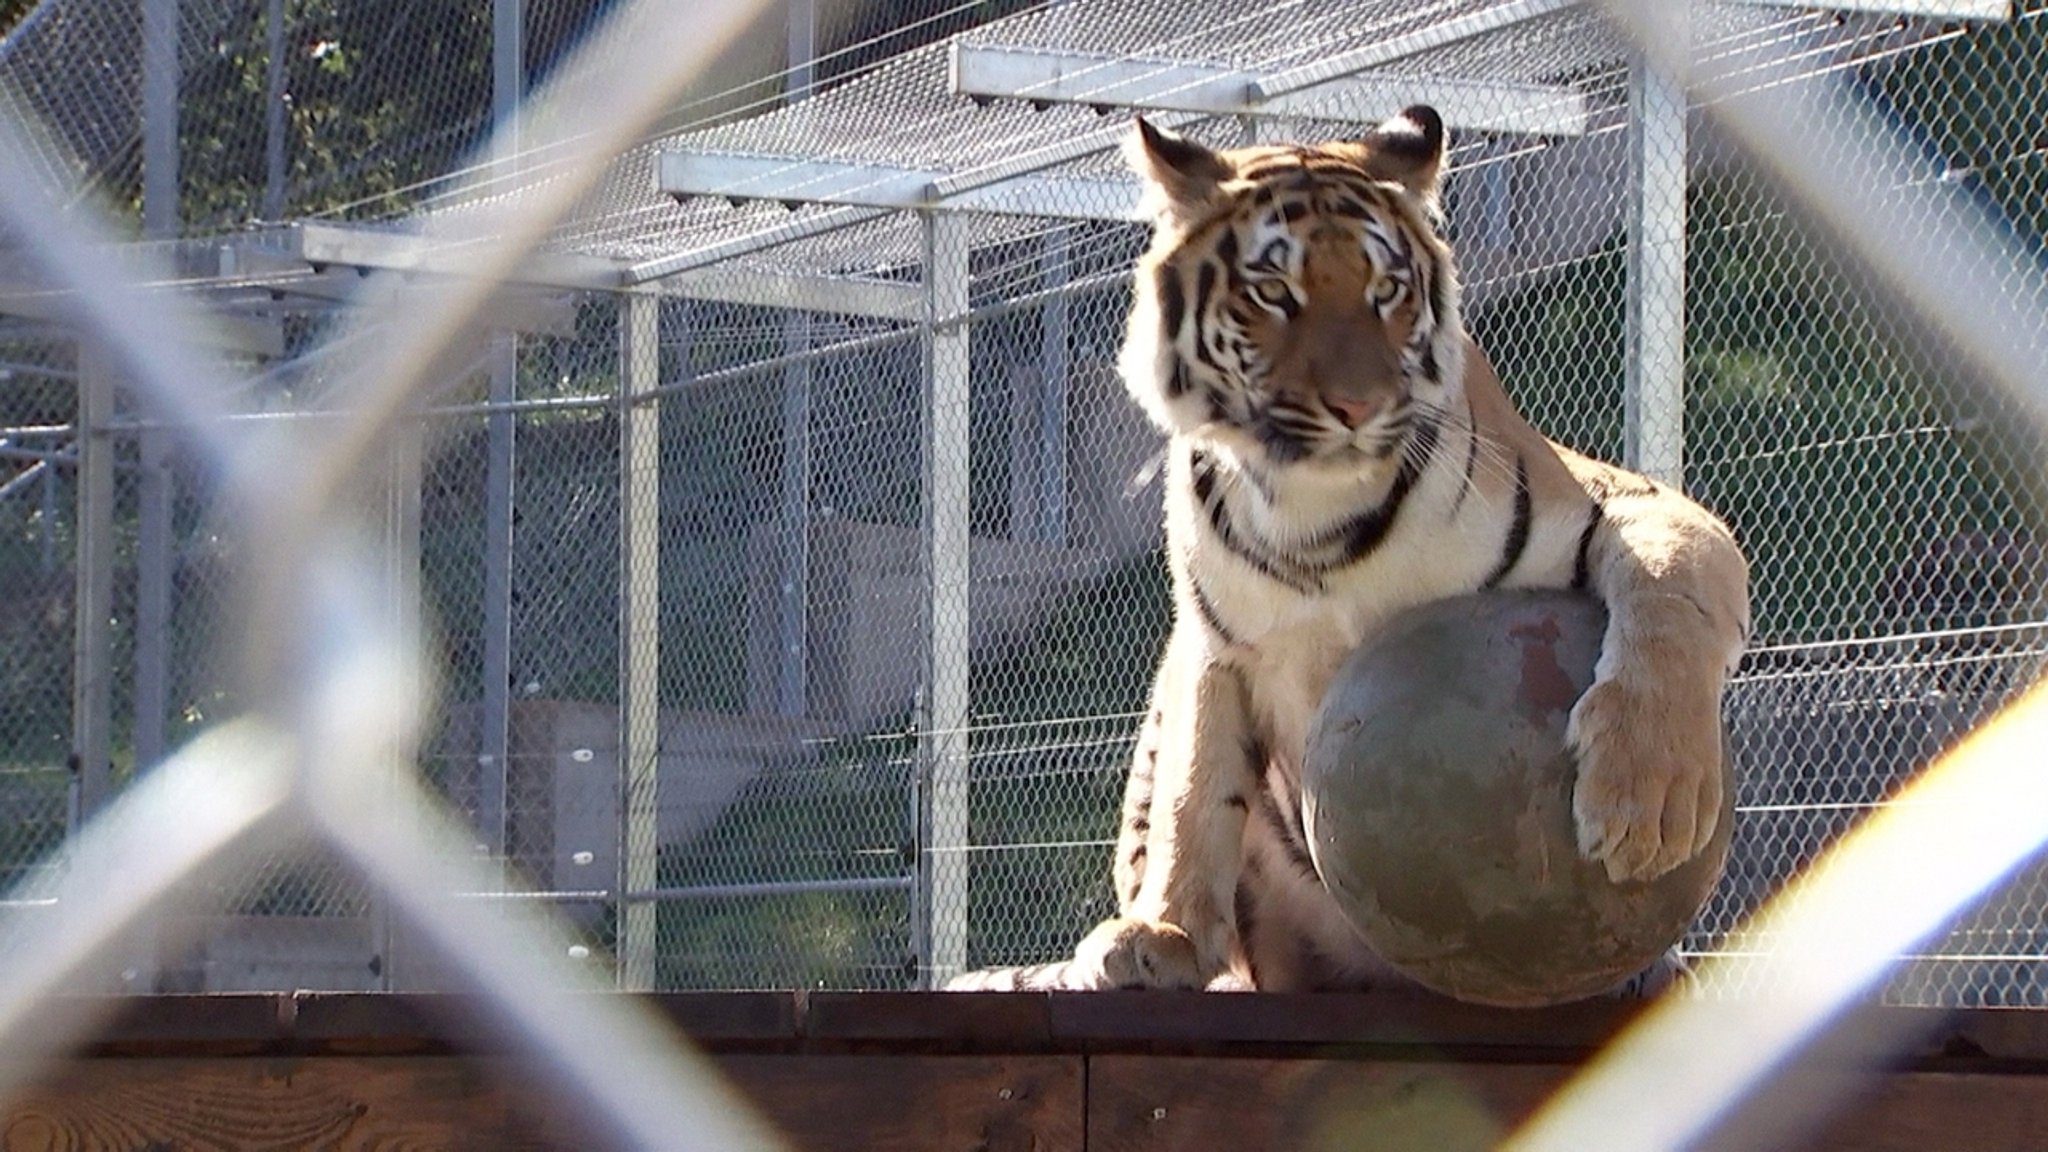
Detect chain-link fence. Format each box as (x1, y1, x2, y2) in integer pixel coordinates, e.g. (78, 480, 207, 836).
(2, 0, 2045, 1026)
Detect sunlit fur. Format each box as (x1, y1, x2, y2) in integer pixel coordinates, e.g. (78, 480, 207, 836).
(948, 107, 1751, 995)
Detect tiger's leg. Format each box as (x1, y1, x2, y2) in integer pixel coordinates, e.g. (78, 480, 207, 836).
(945, 626, 1251, 991)
(1563, 454, 1752, 882)
(1071, 622, 1261, 988)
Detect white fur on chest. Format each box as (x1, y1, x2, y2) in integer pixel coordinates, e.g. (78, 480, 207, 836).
(1166, 431, 1569, 780)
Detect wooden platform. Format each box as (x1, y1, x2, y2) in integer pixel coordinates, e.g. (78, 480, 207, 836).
(6, 992, 2047, 1150)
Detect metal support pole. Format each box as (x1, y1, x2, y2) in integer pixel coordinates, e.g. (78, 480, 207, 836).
(786, 0, 816, 102)
(493, 0, 524, 175)
(775, 313, 811, 718)
(263, 0, 286, 220)
(136, 0, 178, 778)
(479, 333, 518, 859)
(1624, 44, 1688, 488)
(71, 343, 115, 821)
(916, 213, 972, 987)
(141, 0, 179, 239)
(1035, 229, 1070, 543)
(377, 397, 425, 994)
(132, 424, 172, 772)
(618, 294, 662, 991)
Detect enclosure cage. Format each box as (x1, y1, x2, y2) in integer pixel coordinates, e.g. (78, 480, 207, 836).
(1, 0, 2045, 1011)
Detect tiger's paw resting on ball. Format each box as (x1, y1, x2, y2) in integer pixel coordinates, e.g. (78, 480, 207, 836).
(1566, 602, 1737, 884)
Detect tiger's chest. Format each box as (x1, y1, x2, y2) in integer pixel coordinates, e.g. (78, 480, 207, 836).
(1164, 435, 1582, 782)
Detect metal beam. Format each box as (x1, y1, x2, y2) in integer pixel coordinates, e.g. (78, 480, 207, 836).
(664, 264, 924, 321)
(1734, 0, 2007, 17)
(0, 285, 284, 357)
(221, 254, 582, 337)
(660, 151, 1141, 221)
(239, 223, 919, 323)
(280, 222, 623, 292)
(950, 45, 1590, 137)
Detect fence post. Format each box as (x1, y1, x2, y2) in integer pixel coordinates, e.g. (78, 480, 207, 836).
(70, 343, 115, 823)
(618, 293, 662, 991)
(132, 418, 172, 774)
(915, 212, 972, 987)
(479, 333, 518, 862)
(263, 0, 286, 220)
(141, 0, 178, 241)
(1011, 228, 1069, 545)
(136, 0, 178, 781)
(1624, 41, 1688, 488)
(493, 0, 523, 174)
(775, 313, 811, 718)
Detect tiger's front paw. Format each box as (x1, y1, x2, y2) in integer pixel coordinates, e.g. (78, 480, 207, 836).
(1566, 670, 1726, 883)
(1069, 917, 1206, 990)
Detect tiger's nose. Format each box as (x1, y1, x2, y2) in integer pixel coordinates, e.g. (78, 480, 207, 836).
(1323, 392, 1380, 428)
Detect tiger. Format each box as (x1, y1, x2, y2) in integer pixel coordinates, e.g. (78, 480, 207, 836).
(947, 106, 1751, 994)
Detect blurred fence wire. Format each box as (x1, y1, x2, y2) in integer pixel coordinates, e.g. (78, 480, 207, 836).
(0, 0, 2045, 1143)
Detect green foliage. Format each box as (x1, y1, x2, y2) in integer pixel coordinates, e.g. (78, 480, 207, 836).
(1476, 170, 2041, 645)
(0, 0, 34, 39)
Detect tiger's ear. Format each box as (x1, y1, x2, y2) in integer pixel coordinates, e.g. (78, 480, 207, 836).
(1360, 104, 1447, 202)
(1126, 117, 1232, 221)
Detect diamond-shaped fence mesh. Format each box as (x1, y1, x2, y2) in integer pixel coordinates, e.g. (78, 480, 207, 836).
(1, 0, 2045, 1028)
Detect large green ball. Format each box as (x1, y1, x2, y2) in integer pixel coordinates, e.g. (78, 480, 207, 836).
(1301, 590, 1733, 1007)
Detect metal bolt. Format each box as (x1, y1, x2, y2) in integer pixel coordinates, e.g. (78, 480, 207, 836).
(998, 1088, 1013, 1100)
(1151, 1107, 1168, 1122)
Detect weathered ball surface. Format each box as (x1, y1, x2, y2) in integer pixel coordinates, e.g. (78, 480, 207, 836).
(1301, 590, 1733, 1007)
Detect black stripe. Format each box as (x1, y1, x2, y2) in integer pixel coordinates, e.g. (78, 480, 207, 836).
(1326, 195, 1376, 221)
(1167, 358, 1192, 398)
(1194, 261, 1218, 317)
(1259, 789, 1320, 880)
(1242, 732, 1270, 784)
(1322, 412, 1439, 567)
(1234, 877, 1258, 952)
(1571, 503, 1603, 592)
(1214, 228, 1239, 269)
(1479, 455, 1533, 590)
(1189, 450, 1319, 592)
(1265, 762, 1312, 859)
(1187, 574, 1240, 646)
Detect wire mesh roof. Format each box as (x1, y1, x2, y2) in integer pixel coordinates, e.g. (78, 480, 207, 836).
(0, 0, 1986, 290)
(556, 0, 1962, 282)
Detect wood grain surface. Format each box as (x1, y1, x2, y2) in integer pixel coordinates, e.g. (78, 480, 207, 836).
(5, 993, 2044, 1151)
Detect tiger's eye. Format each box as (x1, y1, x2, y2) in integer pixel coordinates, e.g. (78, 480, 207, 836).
(1249, 279, 1294, 308)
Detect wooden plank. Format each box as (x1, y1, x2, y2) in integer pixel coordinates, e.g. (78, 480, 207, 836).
(802, 991, 1052, 1049)
(1046, 989, 1637, 1053)
(722, 1054, 1083, 1151)
(1089, 1054, 2048, 1152)
(1737, 1070, 2048, 1152)
(2, 1057, 588, 1151)
(1, 1053, 1084, 1152)
(1087, 1053, 1568, 1152)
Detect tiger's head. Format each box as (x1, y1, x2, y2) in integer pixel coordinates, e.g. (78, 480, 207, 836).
(1118, 105, 1464, 476)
